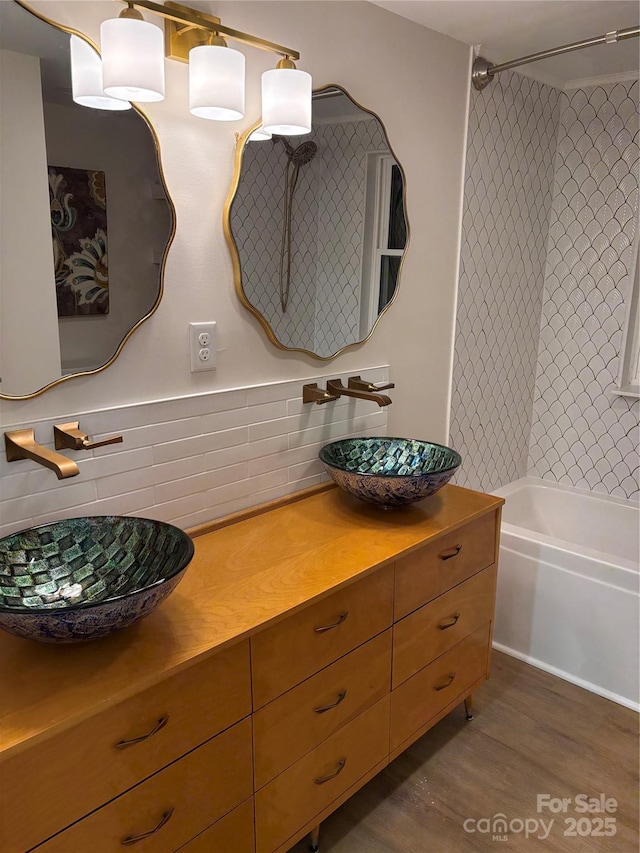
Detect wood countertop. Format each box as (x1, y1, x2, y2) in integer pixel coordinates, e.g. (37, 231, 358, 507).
(0, 483, 503, 760)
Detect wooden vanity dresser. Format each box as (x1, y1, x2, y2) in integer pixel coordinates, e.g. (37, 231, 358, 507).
(0, 483, 503, 853)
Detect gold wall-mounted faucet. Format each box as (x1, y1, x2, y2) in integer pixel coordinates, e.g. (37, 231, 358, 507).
(302, 383, 339, 405)
(4, 429, 80, 479)
(54, 422, 123, 451)
(347, 375, 395, 393)
(326, 378, 393, 407)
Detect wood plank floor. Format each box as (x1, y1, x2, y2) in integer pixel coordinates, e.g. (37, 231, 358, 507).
(290, 652, 639, 852)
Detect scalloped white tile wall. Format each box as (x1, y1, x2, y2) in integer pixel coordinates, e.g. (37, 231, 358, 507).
(528, 81, 639, 500)
(451, 72, 639, 501)
(450, 71, 560, 492)
(313, 119, 388, 357)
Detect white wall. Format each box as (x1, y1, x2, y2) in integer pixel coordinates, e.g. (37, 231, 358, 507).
(0, 49, 61, 396)
(1, 1, 470, 448)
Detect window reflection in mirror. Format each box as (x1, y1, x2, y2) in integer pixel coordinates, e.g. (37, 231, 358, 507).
(227, 86, 408, 359)
(0, 0, 173, 399)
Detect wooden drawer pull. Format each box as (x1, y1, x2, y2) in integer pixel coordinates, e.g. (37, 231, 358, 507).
(314, 689, 347, 714)
(315, 757, 347, 785)
(434, 673, 457, 691)
(314, 611, 349, 633)
(114, 716, 169, 750)
(438, 612, 461, 630)
(439, 545, 462, 561)
(121, 808, 174, 845)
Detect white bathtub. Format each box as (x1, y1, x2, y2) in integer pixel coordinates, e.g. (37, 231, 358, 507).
(492, 477, 639, 710)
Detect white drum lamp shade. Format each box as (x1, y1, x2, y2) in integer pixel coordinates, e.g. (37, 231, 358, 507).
(189, 44, 245, 120)
(100, 16, 165, 102)
(261, 67, 312, 135)
(70, 36, 131, 111)
(248, 126, 272, 141)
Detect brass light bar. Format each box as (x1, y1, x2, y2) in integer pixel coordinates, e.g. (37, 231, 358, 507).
(116, 0, 300, 63)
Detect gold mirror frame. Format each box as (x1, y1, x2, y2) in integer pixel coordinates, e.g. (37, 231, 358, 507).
(0, 0, 176, 401)
(224, 84, 409, 360)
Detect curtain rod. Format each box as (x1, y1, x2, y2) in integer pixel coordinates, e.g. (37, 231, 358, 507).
(472, 24, 639, 90)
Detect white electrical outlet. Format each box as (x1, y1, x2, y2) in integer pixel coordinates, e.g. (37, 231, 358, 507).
(189, 322, 217, 372)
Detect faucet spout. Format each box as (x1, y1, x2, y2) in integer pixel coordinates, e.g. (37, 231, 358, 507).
(5, 429, 80, 479)
(326, 379, 392, 407)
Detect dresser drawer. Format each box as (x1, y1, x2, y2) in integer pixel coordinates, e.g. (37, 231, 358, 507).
(177, 798, 254, 853)
(251, 566, 393, 708)
(0, 642, 251, 853)
(390, 624, 490, 752)
(35, 718, 253, 853)
(393, 565, 496, 688)
(394, 512, 497, 619)
(254, 630, 391, 789)
(255, 696, 389, 853)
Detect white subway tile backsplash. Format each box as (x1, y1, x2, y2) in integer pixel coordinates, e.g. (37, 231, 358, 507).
(97, 455, 203, 499)
(154, 462, 248, 504)
(76, 447, 154, 480)
(152, 426, 248, 464)
(137, 492, 207, 524)
(69, 488, 156, 519)
(248, 415, 294, 442)
(2, 481, 97, 526)
(1, 369, 389, 530)
(0, 468, 61, 501)
(216, 475, 327, 520)
(146, 389, 247, 422)
(0, 518, 36, 538)
(201, 400, 286, 434)
(248, 443, 320, 478)
(288, 459, 325, 482)
(93, 418, 203, 455)
(205, 469, 288, 508)
(289, 412, 386, 449)
(203, 435, 289, 470)
(247, 379, 305, 406)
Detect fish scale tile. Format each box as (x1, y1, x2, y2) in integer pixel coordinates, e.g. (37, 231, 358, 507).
(450, 69, 639, 501)
(231, 118, 389, 357)
(450, 71, 560, 493)
(529, 81, 639, 501)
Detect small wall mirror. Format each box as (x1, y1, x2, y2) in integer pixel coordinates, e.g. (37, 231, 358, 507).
(0, 0, 174, 399)
(226, 86, 408, 359)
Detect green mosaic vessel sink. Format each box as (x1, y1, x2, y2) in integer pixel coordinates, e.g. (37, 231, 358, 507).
(320, 437, 461, 507)
(0, 516, 194, 643)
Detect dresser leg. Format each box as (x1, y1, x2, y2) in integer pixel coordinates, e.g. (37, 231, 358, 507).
(309, 824, 320, 852)
(464, 694, 474, 721)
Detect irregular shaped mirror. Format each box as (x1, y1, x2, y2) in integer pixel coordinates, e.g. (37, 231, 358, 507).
(0, 0, 173, 399)
(226, 86, 408, 359)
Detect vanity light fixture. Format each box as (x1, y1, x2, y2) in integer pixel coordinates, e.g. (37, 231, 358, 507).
(82, 0, 310, 132)
(189, 37, 245, 121)
(248, 126, 273, 142)
(69, 35, 132, 111)
(101, 3, 166, 102)
(261, 57, 311, 135)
